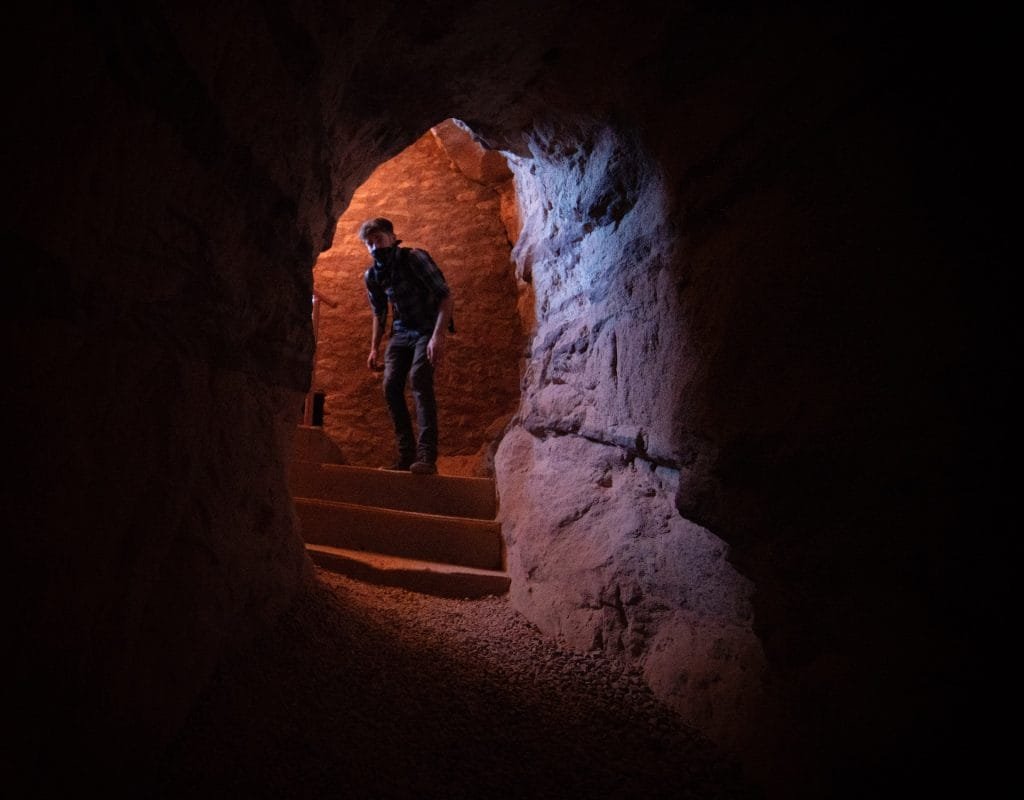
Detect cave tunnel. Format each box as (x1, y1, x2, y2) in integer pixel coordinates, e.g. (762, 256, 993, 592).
(9, 4, 1008, 799)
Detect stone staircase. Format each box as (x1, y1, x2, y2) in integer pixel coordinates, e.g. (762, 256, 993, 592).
(288, 450, 510, 599)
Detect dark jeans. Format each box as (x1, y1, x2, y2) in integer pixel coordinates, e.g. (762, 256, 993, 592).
(383, 328, 437, 464)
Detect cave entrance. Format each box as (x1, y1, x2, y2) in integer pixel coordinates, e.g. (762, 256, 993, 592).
(307, 119, 530, 477)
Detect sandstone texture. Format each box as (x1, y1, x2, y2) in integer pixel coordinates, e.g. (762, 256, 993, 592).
(9, 4, 1003, 799)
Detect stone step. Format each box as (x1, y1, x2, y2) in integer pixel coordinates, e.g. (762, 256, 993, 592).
(306, 545, 511, 599)
(293, 497, 503, 571)
(288, 461, 497, 520)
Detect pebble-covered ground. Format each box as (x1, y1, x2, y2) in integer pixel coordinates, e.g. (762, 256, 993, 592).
(142, 568, 764, 799)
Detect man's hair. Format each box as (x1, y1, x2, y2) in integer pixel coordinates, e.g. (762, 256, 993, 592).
(358, 217, 395, 241)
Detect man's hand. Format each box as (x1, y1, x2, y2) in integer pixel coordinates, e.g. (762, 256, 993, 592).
(367, 346, 379, 370)
(429, 295, 454, 367)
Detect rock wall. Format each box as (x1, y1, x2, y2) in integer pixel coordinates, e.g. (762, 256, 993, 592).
(10, 3, 326, 772)
(496, 119, 768, 759)
(9, 3, 1001, 797)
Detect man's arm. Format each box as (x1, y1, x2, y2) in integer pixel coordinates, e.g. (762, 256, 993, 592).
(427, 293, 454, 367)
(365, 267, 389, 370)
(368, 314, 385, 370)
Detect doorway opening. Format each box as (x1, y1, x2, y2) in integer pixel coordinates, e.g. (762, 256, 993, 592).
(308, 119, 531, 477)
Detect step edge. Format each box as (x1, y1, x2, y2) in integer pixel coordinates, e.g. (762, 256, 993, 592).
(293, 495, 500, 528)
(296, 503, 504, 569)
(307, 545, 511, 599)
(306, 543, 510, 578)
(291, 460, 496, 488)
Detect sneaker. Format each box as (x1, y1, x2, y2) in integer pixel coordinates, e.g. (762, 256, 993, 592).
(382, 460, 412, 471)
(409, 460, 437, 475)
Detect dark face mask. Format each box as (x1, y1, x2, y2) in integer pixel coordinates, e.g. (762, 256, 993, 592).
(372, 245, 396, 267)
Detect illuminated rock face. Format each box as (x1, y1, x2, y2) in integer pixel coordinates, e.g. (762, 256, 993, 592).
(495, 119, 768, 759)
(10, 4, 989, 797)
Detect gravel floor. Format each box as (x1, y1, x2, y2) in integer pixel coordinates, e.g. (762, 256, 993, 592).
(142, 568, 764, 799)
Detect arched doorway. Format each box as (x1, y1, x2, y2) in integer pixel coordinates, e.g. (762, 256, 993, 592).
(309, 120, 530, 477)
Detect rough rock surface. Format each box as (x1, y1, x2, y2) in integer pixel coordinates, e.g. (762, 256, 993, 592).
(10, 5, 1004, 800)
(496, 429, 767, 756)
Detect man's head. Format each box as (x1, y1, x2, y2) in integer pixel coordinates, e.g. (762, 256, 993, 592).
(359, 217, 398, 254)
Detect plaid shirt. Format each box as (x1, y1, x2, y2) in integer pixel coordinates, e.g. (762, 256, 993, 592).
(364, 247, 450, 335)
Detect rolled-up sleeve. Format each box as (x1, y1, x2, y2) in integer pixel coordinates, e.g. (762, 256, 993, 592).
(364, 269, 389, 320)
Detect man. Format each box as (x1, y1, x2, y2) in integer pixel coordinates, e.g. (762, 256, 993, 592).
(361, 217, 454, 475)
